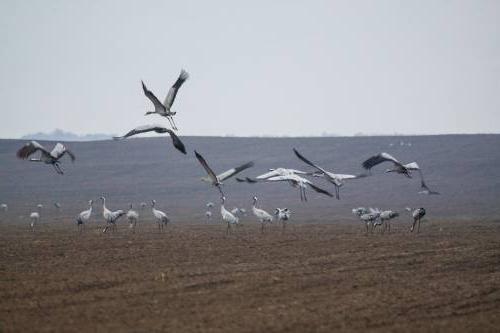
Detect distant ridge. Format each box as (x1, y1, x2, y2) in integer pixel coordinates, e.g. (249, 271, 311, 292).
(21, 129, 113, 142)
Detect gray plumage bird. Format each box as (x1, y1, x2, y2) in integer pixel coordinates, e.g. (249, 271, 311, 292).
(17, 141, 75, 175)
(411, 208, 426, 233)
(293, 148, 367, 199)
(195, 150, 254, 197)
(362, 152, 419, 178)
(143, 69, 189, 130)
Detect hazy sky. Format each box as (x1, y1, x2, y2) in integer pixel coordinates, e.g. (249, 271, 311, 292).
(1, 0, 499, 138)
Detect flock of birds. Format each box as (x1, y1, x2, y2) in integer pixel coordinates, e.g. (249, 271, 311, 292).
(7, 69, 439, 234)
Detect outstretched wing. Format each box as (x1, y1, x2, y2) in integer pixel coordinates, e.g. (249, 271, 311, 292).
(307, 183, 334, 197)
(217, 161, 255, 181)
(142, 81, 166, 112)
(265, 175, 292, 182)
(164, 69, 189, 109)
(164, 129, 187, 154)
(255, 169, 281, 179)
(403, 162, 420, 170)
(418, 170, 440, 195)
(16, 141, 49, 159)
(113, 124, 167, 140)
(195, 151, 219, 184)
(114, 125, 185, 154)
(293, 148, 329, 175)
(362, 152, 401, 170)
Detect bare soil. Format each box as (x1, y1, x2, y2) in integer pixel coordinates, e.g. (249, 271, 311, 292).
(1, 218, 500, 332)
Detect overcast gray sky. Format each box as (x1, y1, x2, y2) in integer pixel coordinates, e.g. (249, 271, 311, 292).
(1, 0, 499, 138)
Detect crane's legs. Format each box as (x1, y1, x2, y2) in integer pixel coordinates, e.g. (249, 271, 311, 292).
(168, 116, 178, 131)
(411, 218, 417, 232)
(217, 186, 225, 198)
(53, 163, 64, 175)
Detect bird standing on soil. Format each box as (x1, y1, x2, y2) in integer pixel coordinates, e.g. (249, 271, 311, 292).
(29, 205, 42, 232)
(142, 69, 189, 130)
(195, 150, 254, 197)
(16, 141, 75, 175)
(359, 209, 381, 234)
(100, 197, 125, 233)
(76, 200, 93, 233)
(0, 203, 7, 212)
(127, 204, 139, 232)
(251, 196, 274, 233)
(151, 200, 169, 232)
(375, 210, 399, 233)
(220, 196, 239, 235)
(275, 208, 291, 233)
(410, 208, 426, 233)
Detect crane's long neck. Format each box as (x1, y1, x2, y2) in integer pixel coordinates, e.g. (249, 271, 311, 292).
(102, 198, 108, 213)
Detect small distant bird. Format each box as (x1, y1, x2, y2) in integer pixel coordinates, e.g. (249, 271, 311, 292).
(293, 148, 367, 199)
(251, 196, 273, 233)
(0, 203, 7, 212)
(100, 197, 125, 233)
(54, 202, 62, 210)
(205, 202, 214, 222)
(17, 141, 75, 174)
(127, 204, 139, 232)
(411, 208, 426, 233)
(151, 200, 169, 232)
(142, 69, 190, 130)
(275, 208, 291, 232)
(113, 124, 186, 154)
(231, 207, 247, 218)
(220, 196, 239, 235)
(362, 152, 419, 178)
(76, 200, 93, 233)
(30, 205, 42, 232)
(195, 150, 254, 197)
